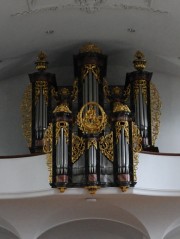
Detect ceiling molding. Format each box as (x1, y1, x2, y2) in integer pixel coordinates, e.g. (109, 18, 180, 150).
(11, 0, 168, 17)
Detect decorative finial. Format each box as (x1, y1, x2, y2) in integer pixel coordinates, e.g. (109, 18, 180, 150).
(35, 51, 48, 71)
(133, 51, 146, 71)
(79, 43, 102, 54)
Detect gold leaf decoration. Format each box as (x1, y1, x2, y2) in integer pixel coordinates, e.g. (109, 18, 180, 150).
(72, 134, 85, 163)
(21, 84, 32, 147)
(99, 132, 114, 162)
(150, 82, 161, 146)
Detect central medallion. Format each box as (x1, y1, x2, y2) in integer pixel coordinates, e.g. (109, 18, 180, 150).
(77, 102, 107, 134)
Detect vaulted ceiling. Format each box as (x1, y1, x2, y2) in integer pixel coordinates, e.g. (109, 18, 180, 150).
(1, 0, 180, 81)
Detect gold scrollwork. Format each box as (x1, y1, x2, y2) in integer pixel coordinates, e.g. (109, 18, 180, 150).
(77, 102, 107, 134)
(35, 81, 48, 104)
(132, 122, 142, 153)
(115, 121, 129, 144)
(43, 123, 53, 184)
(56, 121, 69, 144)
(82, 64, 100, 82)
(134, 79, 147, 102)
(72, 79, 78, 102)
(72, 134, 85, 164)
(103, 79, 111, 102)
(87, 138, 98, 150)
(43, 123, 53, 153)
(21, 84, 32, 147)
(99, 132, 114, 162)
(150, 82, 161, 146)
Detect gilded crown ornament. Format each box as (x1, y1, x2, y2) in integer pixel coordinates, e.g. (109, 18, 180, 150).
(35, 51, 48, 71)
(79, 43, 102, 54)
(113, 102, 131, 113)
(53, 103, 72, 113)
(133, 51, 147, 71)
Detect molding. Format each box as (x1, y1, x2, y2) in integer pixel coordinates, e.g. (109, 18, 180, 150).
(0, 187, 180, 199)
(11, 0, 168, 16)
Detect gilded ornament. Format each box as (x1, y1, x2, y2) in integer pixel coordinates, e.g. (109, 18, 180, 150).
(51, 86, 58, 98)
(115, 121, 129, 144)
(103, 79, 111, 102)
(120, 186, 128, 192)
(86, 185, 100, 194)
(59, 187, 66, 193)
(133, 51, 146, 71)
(87, 138, 98, 150)
(35, 81, 48, 104)
(132, 122, 142, 153)
(56, 121, 69, 144)
(43, 124, 53, 184)
(72, 79, 78, 101)
(72, 134, 85, 163)
(124, 84, 130, 102)
(113, 102, 131, 113)
(35, 51, 48, 71)
(77, 102, 107, 134)
(53, 103, 72, 114)
(43, 123, 53, 153)
(60, 87, 70, 96)
(150, 82, 161, 146)
(21, 84, 32, 147)
(99, 132, 114, 162)
(132, 122, 142, 183)
(82, 64, 100, 82)
(112, 86, 121, 96)
(79, 43, 102, 54)
(134, 79, 147, 102)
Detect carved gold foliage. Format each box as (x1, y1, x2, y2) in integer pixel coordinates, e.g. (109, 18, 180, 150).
(43, 123, 53, 153)
(132, 122, 142, 182)
(72, 134, 85, 164)
(132, 122, 142, 153)
(133, 153, 139, 182)
(77, 102, 107, 134)
(35, 80, 48, 104)
(43, 123, 53, 184)
(150, 82, 161, 146)
(21, 84, 32, 147)
(99, 132, 114, 162)
(115, 121, 129, 144)
(82, 64, 100, 82)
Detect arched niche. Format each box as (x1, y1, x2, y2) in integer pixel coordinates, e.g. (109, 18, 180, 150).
(37, 219, 149, 239)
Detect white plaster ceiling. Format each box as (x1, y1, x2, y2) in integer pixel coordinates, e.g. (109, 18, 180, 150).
(0, 0, 180, 81)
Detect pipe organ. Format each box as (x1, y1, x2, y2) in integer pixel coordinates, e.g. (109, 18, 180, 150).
(21, 43, 161, 193)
